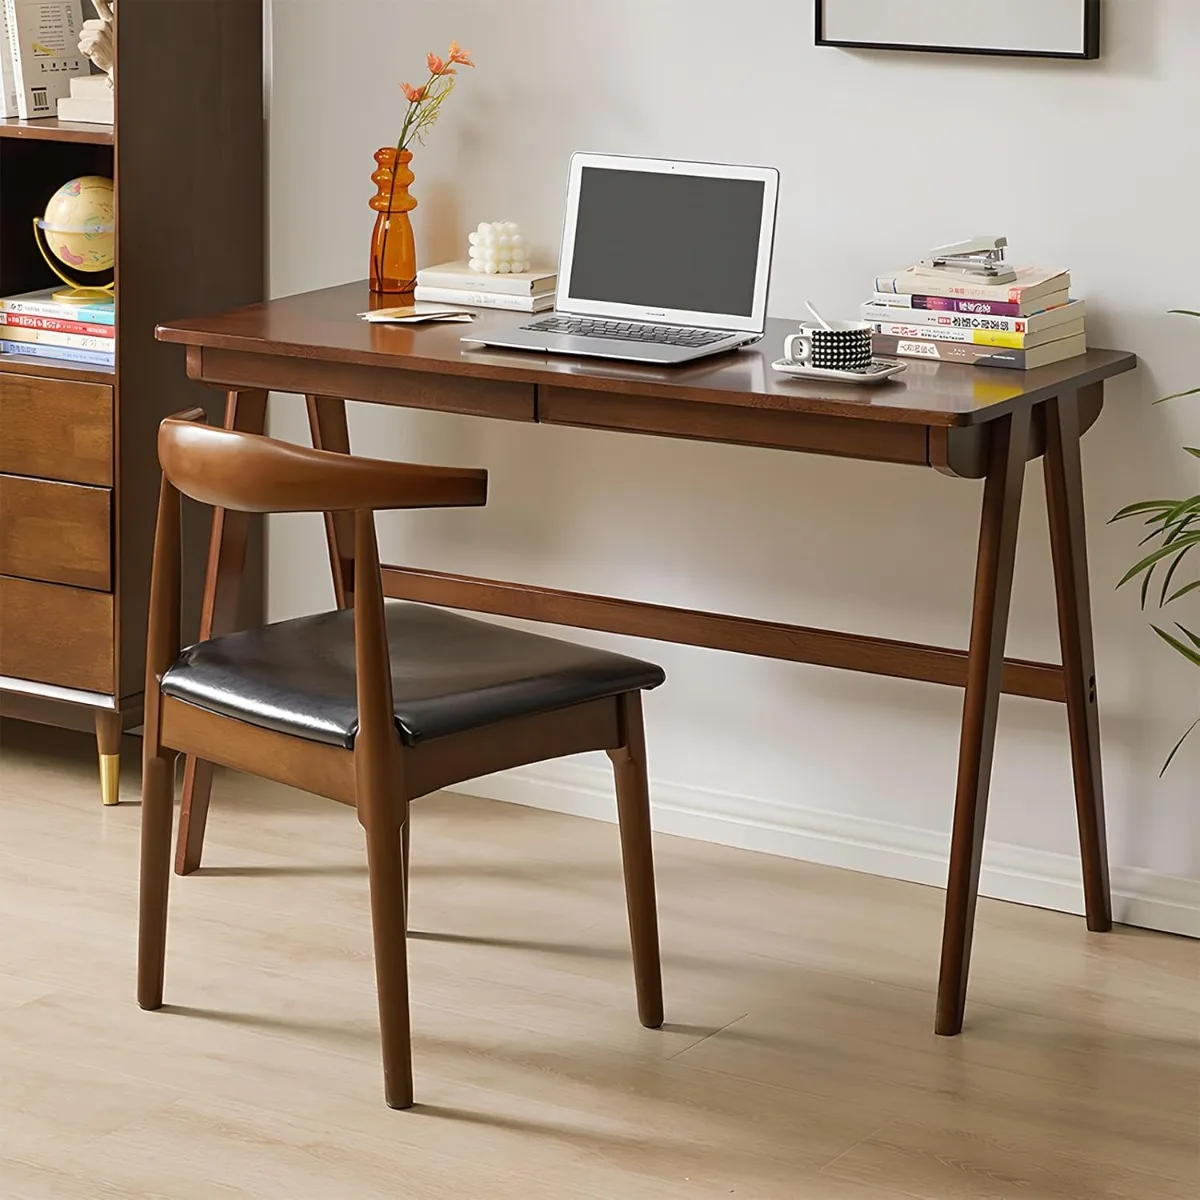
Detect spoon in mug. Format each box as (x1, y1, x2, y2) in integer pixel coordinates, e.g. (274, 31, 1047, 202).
(805, 300, 834, 330)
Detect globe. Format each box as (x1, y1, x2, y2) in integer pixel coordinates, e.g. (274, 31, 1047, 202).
(34, 175, 115, 293)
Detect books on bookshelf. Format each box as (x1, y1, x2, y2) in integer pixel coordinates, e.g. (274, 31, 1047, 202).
(3, 1, 88, 120)
(867, 257, 1084, 370)
(0, 286, 115, 365)
(1, 5, 19, 117)
(414, 260, 557, 313)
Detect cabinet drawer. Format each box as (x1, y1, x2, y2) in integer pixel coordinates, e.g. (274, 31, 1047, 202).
(0, 576, 114, 693)
(0, 475, 112, 590)
(0, 372, 113, 486)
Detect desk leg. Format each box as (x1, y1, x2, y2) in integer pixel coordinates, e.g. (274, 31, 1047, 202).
(936, 406, 1031, 1036)
(306, 395, 356, 607)
(1044, 389, 1112, 932)
(175, 389, 269, 875)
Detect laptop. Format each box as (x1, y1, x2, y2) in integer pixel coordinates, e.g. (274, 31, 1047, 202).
(463, 153, 779, 365)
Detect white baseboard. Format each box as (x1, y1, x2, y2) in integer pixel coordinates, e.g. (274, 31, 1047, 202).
(463, 762, 1200, 940)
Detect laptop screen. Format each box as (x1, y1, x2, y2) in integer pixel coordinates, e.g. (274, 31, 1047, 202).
(567, 166, 767, 319)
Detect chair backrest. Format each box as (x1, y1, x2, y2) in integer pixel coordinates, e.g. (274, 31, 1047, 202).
(146, 411, 489, 785)
(158, 411, 487, 514)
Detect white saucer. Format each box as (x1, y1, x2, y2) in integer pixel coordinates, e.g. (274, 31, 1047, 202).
(770, 357, 907, 386)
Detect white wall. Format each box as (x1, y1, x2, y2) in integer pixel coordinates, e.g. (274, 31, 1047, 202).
(267, 1, 1199, 933)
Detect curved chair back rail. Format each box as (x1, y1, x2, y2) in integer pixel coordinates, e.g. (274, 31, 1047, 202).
(157, 414, 487, 514)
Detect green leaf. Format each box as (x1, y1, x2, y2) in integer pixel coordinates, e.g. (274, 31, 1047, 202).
(1166, 579, 1200, 604)
(1159, 543, 1195, 607)
(1163, 496, 1200, 524)
(1151, 624, 1200, 668)
(1111, 500, 1175, 523)
(1117, 533, 1200, 589)
(1180, 625, 1200, 654)
(1186, 447, 1200, 459)
(1160, 717, 1200, 776)
(1155, 387, 1200, 404)
(1168, 309, 1200, 318)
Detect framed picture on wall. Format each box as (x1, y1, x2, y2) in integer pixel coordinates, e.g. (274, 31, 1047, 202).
(816, 0, 1101, 61)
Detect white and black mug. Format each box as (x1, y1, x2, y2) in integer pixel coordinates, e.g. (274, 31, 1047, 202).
(784, 320, 873, 372)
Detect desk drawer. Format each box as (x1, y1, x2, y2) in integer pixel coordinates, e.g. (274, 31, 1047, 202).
(0, 372, 113, 486)
(0, 474, 112, 590)
(0, 576, 114, 693)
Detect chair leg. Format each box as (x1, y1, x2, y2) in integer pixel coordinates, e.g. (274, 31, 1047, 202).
(364, 815, 414, 1109)
(138, 751, 178, 1010)
(401, 818, 411, 930)
(607, 692, 664, 1029)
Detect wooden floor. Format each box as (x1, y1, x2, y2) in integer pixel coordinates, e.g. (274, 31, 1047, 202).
(1, 720, 1197, 1200)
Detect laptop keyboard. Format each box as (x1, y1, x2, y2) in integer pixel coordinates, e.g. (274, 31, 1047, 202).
(521, 316, 729, 348)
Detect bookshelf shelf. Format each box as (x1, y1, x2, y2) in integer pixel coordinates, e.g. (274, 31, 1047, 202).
(0, 117, 115, 145)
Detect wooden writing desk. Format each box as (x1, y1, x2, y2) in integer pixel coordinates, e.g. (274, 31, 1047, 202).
(158, 281, 1138, 1036)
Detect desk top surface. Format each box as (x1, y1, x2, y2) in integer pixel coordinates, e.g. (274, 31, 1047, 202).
(158, 282, 1137, 428)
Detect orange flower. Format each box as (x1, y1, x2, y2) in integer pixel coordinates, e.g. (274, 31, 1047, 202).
(401, 81, 426, 103)
(447, 40, 475, 68)
(426, 51, 451, 75)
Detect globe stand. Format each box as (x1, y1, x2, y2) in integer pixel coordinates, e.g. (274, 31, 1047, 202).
(33, 217, 116, 305)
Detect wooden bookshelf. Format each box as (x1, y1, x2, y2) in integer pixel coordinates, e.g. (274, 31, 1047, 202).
(0, 0, 265, 804)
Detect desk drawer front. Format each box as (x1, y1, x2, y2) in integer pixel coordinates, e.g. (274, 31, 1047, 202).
(0, 475, 112, 590)
(538, 386, 931, 465)
(0, 576, 114, 693)
(0, 372, 113, 486)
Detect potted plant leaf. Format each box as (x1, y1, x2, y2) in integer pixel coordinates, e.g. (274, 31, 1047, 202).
(1111, 309, 1200, 772)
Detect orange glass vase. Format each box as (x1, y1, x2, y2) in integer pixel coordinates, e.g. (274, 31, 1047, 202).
(369, 147, 418, 298)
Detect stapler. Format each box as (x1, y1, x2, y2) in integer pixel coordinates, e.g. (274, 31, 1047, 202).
(917, 236, 1016, 284)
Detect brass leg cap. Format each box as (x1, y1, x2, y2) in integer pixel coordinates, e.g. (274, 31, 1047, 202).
(100, 753, 120, 806)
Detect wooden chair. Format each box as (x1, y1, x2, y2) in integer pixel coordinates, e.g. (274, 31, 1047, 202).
(138, 411, 666, 1109)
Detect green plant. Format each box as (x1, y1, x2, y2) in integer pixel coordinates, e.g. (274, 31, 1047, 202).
(1111, 310, 1200, 773)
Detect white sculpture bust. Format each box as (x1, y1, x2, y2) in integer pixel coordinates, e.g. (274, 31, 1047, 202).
(79, 1, 115, 85)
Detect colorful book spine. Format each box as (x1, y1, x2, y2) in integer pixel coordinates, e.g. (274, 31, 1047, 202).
(873, 332, 1086, 371)
(1, 5, 19, 117)
(1, 338, 114, 365)
(1, 296, 115, 324)
(868, 321, 1083, 351)
(870, 291, 1069, 318)
(0, 324, 115, 353)
(861, 300, 1083, 335)
(874, 268, 1069, 303)
(412, 285, 555, 313)
(0, 312, 114, 337)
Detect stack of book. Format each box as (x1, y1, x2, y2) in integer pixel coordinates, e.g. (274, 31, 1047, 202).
(0, 286, 115, 366)
(413, 261, 557, 314)
(864, 265, 1085, 370)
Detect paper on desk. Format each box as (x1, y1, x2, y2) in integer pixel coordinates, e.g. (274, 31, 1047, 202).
(359, 304, 475, 324)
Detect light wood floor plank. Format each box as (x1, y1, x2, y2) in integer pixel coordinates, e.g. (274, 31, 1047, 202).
(1, 719, 1196, 1199)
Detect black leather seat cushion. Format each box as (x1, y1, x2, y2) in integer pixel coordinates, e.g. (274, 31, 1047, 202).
(161, 601, 665, 749)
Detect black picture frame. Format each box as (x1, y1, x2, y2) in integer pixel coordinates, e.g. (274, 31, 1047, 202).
(815, 0, 1101, 61)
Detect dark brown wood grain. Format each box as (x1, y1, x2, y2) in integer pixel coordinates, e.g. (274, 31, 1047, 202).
(1044, 387, 1112, 932)
(307, 395, 357, 607)
(0, 373, 114, 486)
(158, 416, 487, 515)
(0, 117, 114, 144)
(0, 476, 111, 590)
(157, 281, 1137, 429)
(608, 692, 664, 1030)
(937, 407, 1032, 1037)
(381, 565, 1067, 703)
(175, 390, 268, 874)
(540, 386, 930, 464)
(0, 576, 113, 693)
